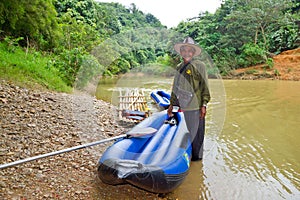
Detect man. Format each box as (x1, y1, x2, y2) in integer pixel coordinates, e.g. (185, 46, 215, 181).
(167, 37, 211, 161)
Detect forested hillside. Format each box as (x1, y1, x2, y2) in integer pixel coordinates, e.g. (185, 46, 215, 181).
(0, 0, 299, 91)
(174, 0, 300, 75)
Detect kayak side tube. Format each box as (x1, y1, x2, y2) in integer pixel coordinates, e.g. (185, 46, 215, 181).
(98, 158, 189, 194)
(150, 90, 171, 110)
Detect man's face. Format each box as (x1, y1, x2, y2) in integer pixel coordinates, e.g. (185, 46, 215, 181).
(180, 46, 195, 62)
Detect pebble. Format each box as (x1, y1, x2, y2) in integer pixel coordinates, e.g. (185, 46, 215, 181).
(0, 181, 6, 188)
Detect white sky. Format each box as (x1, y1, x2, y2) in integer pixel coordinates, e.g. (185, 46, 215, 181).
(96, 0, 222, 28)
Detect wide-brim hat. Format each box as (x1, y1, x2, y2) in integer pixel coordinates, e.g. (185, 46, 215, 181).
(174, 37, 201, 56)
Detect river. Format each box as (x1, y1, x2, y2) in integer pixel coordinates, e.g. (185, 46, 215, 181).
(95, 76, 300, 200)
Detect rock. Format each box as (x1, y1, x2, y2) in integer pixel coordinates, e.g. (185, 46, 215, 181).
(23, 168, 33, 175)
(0, 181, 6, 188)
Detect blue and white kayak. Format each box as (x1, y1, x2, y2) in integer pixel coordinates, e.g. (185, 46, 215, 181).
(97, 110, 192, 193)
(150, 90, 171, 110)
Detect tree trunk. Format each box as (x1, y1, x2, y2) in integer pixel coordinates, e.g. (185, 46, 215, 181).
(254, 28, 258, 45)
(260, 25, 267, 49)
(260, 25, 268, 61)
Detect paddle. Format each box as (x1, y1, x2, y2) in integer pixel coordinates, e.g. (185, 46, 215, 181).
(0, 127, 157, 169)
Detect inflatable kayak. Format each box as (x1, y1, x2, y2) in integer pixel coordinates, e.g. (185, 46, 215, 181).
(97, 110, 192, 193)
(150, 90, 171, 110)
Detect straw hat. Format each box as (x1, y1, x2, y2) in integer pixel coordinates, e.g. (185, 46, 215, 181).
(174, 37, 201, 56)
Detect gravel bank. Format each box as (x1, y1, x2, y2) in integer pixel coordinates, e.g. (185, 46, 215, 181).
(0, 80, 163, 199)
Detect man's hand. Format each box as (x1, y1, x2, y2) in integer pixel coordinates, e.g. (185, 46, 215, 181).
(167, 105, 173, 117)
(200, 106, 206, 119)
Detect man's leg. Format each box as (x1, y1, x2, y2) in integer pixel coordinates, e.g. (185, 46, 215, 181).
(183, 110, 205, 161)
(192, 118, 205, 161)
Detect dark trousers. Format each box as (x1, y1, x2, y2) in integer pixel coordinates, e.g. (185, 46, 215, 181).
(183, 110, 205, 160)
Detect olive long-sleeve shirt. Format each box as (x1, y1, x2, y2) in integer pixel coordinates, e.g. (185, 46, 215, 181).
(170, 59, 211, 110)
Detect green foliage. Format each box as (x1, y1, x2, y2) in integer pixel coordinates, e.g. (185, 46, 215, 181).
(157, 54, 172, 66)
(130, 54, 176, 76)
(175, 0, 299, 72)
(266, 58, 274, 69)
(0, 0, 26, 32)
(0, 0, 299, 91)
(212, 47, 238, 75)
(57, 16, 100, 52)
(53, 0, 167, 82)
(55, 0, 99, 27)
(238, 43, 266, 67)
(268, 24, 299, 53)
(106, 58, 131, 75)
(0, 0, 61, 50)
(52, 48, 83, 86)
(0, 0, 168, 90)
(245, 69, 259, 74)
(91, 27, 175, 77)
(134, 63, 175, 76)
(274, 69, 280, 76)
(0, 43, 71, 92)
(3, 36, 24, 52)
(75, 54, 104, 89)
(52, 48, 103, 87)
(95, 2, 164, 36)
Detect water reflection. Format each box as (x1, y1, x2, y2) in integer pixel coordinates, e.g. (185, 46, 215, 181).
(166, 161, 211, 200)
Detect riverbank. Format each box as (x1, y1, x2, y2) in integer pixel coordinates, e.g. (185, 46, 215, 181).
(0, 80, 165, 199)
(1, 45, 299, 198)
(224, 48, 300, 81)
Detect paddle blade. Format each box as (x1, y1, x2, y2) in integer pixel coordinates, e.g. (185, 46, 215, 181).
(126, 127, 157, 138)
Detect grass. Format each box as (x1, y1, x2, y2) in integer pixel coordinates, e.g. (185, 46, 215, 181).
(0, 43, 72, 93)
(245, 69, 259, 74)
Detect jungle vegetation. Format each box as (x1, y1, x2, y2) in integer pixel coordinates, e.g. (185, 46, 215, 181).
(0, 0, 299, 91)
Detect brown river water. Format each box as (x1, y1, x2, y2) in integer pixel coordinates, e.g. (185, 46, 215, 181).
(95, 76, 300, 200)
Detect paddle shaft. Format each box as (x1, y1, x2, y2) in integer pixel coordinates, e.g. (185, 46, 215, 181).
(0, 134, 126, 170)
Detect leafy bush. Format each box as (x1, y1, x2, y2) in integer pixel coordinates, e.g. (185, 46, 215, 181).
(238, 43, 266, 67)
(157, 54, 172, 66)
(274, 69, 280, 76)
(53, 48, 103, 87)
(269, 24, 299, 53)
(266, 58, 274, 69)
(213, 48, 238, 75)
(75, 55, 104, 89)
(3, 36, 24, 52)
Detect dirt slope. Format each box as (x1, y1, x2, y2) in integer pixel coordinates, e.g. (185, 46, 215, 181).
(232, 48, 300, 81)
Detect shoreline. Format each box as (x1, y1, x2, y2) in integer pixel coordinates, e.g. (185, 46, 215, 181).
(0, 80, 162, 199)
(224, 48, 300, 81)
(1, 69, 299, 199)
(221, 70, 300, 81)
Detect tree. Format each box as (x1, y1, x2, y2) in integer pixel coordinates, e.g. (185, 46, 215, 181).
(55, 0, 99, 27)
(175, 0, 299, 73)
(55, 6, 100, 52)
(0, 0, 60, 50)
(0, 0, 26, 33)
(223, 0, 297, 52)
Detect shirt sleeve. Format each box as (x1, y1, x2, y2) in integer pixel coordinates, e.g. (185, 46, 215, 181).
(192, 60, 211, 107)
(199, 62, 211, 106)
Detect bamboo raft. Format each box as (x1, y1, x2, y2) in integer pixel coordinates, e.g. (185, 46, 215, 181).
(118, 88, 150, 123)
